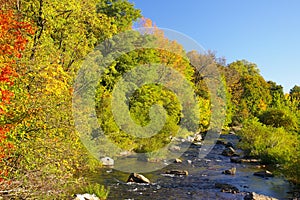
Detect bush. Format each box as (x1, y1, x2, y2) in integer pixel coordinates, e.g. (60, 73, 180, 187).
(80, 183, 109, 199)
(238, 118, 298, 165)
(258, 108, 298, 131)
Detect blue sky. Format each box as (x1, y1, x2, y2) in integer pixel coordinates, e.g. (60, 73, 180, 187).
(130, 0, 300, 93)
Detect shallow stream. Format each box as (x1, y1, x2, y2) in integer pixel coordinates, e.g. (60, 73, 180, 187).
(88, 134, 296, 200)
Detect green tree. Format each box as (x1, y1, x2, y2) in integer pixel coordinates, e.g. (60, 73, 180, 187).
(290, 85, 300, 109)
(225, 60, 271, 123)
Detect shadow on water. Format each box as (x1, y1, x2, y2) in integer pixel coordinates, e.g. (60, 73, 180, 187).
(86, 134, 297, 200)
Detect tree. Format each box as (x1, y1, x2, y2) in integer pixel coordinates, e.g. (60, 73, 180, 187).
(0, 7, 34, 181)
(290, 85, 300, 109)
(267, 81, 285, 107)
(97, 0, 141, 32)
(224, 60, 271, 123)
(0, 0, 141, 197)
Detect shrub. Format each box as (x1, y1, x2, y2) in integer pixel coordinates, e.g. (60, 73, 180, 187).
(80, 183, 109, 199)
(238, 118, 298, 165)
(259, 108, 298, 131)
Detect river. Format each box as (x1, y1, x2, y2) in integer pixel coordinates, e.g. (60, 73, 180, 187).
(88, 134, 297, 200)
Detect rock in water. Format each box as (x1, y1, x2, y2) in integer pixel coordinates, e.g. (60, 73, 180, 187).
(244, 192, 279, 200)
(100, 157, 114, 166)
(222, 147, 236, 157)
(222, 167, 236, 175)
(127, 173, 150, 184)
(165, 170, 188, 176)
(215, 183, 239, 194)
(174, 158, 182, 163)
(74, 194, 100, 200)
(253, 170, 274, 178)
(194, 134, 202, 142)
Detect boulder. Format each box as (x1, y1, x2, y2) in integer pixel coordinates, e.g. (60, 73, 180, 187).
(174, 158, 182, 163)
(253, 170, 274, 178)
(222, 167, 236, 175)
(165, 170, 188, 176)
(222, 147, 236, 157)
(100, 157, 114, 166)
(127, 173, 150, 184)
(244, 192, 278, 200)
(194, 134, 202, 142)
(74, 194, 100, 200)
(215, 183, 239, 194)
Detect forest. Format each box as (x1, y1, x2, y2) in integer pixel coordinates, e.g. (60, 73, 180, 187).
(0, 0, 299, 199)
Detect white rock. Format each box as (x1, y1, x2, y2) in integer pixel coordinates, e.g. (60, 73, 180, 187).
(74, 193, 100, 200)
(194, 134, 202, 142)
(101, 157, 114, 166)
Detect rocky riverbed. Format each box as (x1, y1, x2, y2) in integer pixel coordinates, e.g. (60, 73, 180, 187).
(89, 134, 298, 200)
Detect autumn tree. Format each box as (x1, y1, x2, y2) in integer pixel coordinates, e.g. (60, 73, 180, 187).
(0, 0, 141, 197)
(224, 60, 271, 123)
(0, 5, 34, 182)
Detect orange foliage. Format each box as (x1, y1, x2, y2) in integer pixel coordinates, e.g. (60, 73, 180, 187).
(0, 8, 34, 181)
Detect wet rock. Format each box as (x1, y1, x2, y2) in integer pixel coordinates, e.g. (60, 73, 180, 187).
(225, 142, 234, 148)
(194, 134, 202, 142)
(222, 147, 236, 157)
(222, 167, 236, 175)
(165, 170, 188, 176)
(253, 170, 274, 178)
(244, 192, 278, 200)
(187, 160, 192, 164)
(216, 140, 227, 145)
(74, 193, 100, 200)
(174, 158, 182, 163)
(229, 131, 236, 135)
(215, 183, 239, 194)
(100, 157, 114, 166)
(127, 173, 150, 184)
(230, 156, 242, 163)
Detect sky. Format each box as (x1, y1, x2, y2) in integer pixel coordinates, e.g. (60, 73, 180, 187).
(129, 0, 300, 93)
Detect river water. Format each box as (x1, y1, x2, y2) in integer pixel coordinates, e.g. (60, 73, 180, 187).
(89, 134, 297, 200)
